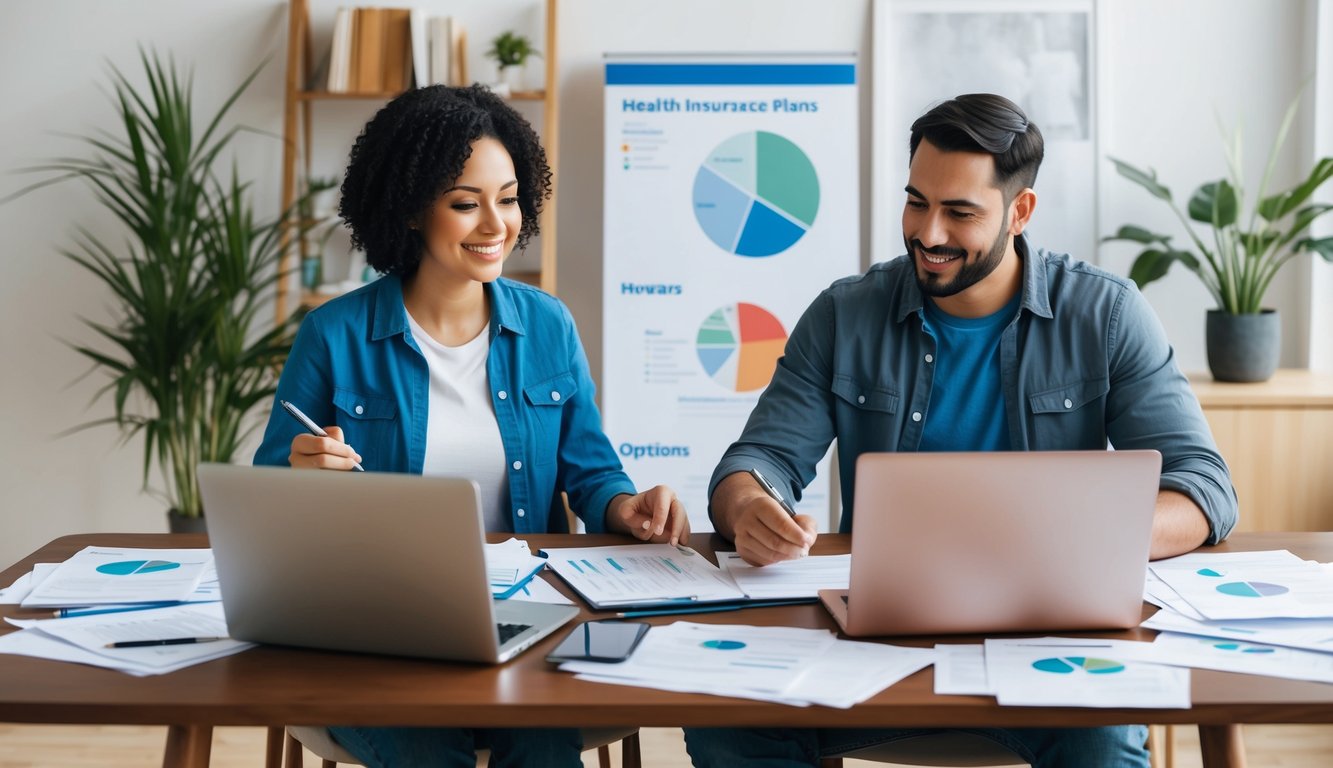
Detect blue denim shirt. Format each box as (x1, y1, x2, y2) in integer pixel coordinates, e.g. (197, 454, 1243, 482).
(710, 236, 1238, 542)
(254, 276, 636, 533)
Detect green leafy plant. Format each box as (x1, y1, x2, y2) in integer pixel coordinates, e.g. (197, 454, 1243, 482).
(485, 31, 540, 68)
(8, 51, 309, 518)
(1105, 96, 1333, 314)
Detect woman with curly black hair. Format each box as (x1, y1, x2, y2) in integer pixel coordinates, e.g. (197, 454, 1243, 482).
(255, 85, 688, 767)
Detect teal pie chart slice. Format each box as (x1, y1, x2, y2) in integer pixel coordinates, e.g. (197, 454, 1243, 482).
(96, 559, 182, 576)
(701, 639, 747, 651)
(1032, 656, 1125, 675)
(1216, 581, 1289, 598)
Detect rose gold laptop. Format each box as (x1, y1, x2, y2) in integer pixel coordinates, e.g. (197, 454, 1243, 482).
(818, 450, 1160, 636)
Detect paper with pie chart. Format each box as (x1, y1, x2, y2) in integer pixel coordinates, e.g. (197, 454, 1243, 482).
(693, 131, 819, 257)
(985, 638, 1191, 708)
(21, 546, 213, 607)
(1149, 561, 1333, 620)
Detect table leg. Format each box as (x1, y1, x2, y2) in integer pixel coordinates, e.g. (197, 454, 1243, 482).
(162, 724, 213, 768)
(1198, 724, 1246, 768)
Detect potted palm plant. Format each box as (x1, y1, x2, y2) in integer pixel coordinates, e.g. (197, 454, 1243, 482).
(1105, 97, 1333, 382)
(12, 51, 302, 530)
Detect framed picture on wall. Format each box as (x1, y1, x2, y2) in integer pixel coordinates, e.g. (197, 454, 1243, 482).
(872, 0, 1100, 266)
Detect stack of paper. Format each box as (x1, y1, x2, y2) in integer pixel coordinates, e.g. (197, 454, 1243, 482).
(560, 621, 934, 708)
(1133, 549, 1333, 686)
(0, 602, 252, 676)
(484, 538, 548, 599)
(18, 547, 214, 610)
(933, 639, 1191, 708)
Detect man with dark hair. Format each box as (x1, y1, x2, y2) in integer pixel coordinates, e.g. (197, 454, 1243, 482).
(683, 94, 1236, 767)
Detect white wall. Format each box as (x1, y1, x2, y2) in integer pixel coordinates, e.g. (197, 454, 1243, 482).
(0, 0, 1320, 569)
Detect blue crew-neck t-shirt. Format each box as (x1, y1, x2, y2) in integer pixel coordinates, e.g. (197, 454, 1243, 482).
(919, 292, 1023, 452)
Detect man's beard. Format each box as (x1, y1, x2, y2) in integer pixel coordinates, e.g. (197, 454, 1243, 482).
(908, 214, 1010, 298)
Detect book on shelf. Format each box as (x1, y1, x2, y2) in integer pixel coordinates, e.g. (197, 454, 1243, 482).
(320, 6, 409, 94)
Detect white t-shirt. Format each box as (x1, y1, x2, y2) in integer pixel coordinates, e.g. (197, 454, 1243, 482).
(406, 312, 510, 532)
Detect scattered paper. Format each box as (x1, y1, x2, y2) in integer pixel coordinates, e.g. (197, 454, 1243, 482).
(21, 547, 212, 608)
(1116, 631, 1333, 685)
(505, 575, 574, 605)
(717, 553, 850, 599)
(0, 602, 252, 675)
(1151, 560, 1333, 620)
(1142, 610, 1333, 654)
(0, 563, 58, 605)
(484, 538, 547, 598)
(984, 637, 1190, 709)
(933, 644, 992, 695)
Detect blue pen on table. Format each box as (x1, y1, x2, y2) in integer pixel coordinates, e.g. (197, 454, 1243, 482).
(610, 599, 813, 620)
(749, 468, 797, 517)
(52, 602, 181, 619)
(280, 400, 365, 471)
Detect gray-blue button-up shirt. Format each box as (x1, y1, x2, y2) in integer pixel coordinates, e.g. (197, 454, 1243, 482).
(710, 236, 1238, 542)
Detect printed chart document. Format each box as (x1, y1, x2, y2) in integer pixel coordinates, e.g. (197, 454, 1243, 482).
(1150, 560, 1333, 620)
(984, 637, 1190, 709)
(541, 544, 746, 608)
(716, 553, 850, 599)
(0, 602, 251, 676)
(561, 622, 930, 708)
(484, 538, 547, 599)
(506, 575, 574, 606)
(0, 563, 58, 605)
(21, 547, 212, 608)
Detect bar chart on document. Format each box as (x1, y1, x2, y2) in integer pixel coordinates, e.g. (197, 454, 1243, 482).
(602, 59, 859, 530)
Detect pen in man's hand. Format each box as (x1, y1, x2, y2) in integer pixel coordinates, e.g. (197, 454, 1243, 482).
(280, 399, 365, 471)
(749, 468, 797, 518)
(105, 636, 226, 649)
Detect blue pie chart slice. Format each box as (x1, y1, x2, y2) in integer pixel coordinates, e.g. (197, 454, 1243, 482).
(701, 639, 747, 651)
(1216, 581, 1289, 598)
(692, 131, 818, 257)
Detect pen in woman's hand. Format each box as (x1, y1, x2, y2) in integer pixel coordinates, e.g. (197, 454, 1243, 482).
(281, 400, 365, 471)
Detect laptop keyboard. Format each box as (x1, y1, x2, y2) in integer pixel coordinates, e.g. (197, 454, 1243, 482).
(497, 622, 532, 645)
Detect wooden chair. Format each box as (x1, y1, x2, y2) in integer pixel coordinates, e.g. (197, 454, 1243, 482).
(818, 732, 1028, 767)
(274, 725, 642, 768)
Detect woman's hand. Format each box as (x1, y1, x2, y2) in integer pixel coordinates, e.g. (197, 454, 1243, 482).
(289, 426, 362, 470)
(606, 485, 691, 546)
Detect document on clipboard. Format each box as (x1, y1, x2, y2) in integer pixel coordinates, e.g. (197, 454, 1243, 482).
(540, 544, 747, 609)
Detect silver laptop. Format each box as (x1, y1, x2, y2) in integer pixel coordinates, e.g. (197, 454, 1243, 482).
(198, 463, 578, 663)
(819, 450, 1161, 636)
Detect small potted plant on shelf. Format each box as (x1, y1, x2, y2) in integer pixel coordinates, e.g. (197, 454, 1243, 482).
(8, 50, 312, 531)
(1105, 95, 1333, 383)
(485, 30, 540, 93)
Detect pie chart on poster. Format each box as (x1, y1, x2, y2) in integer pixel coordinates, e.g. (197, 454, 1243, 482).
(696, 303, 788, 392)
(692, 130, 819, 257)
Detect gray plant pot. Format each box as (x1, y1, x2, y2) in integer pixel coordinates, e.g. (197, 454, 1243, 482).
(1205, 309, 1280, 383)
(167, 509, 207, 535)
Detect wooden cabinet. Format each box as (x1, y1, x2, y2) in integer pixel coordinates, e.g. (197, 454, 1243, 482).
(276, 0, 560, 321)
(1191, 370, 1333, 532)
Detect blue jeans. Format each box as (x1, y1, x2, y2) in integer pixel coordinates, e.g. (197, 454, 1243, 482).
(683, 725, 1150, 768)
(328, 726, 582, 768)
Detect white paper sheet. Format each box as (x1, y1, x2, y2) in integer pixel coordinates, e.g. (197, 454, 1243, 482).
(0, 563, 58, 605)
(1151, 560, 1333, 620)
(562, 621, 930, 708)
(1115, 631, 1333, 684)
(0, 602, 252, 675)
(933, 644, 992, 695)
(561, 622, 837, 694)
(984, 637, 1190, 709)
(505, 576, 574, 605)
(485, 538, 547, 594)
(542, 545, 746, 607)
(21, 547, 212, 608)
(1142, 610, 1333, 654)
(716, 553, 850, 599)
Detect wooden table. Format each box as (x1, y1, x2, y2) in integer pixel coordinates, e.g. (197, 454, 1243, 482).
(2, 532, 1331, 768)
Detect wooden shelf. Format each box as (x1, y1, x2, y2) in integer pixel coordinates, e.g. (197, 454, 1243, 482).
(296, 88, 546, 101)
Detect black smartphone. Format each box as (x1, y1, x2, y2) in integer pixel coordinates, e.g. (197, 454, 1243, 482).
(546, 620, 650, 663)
